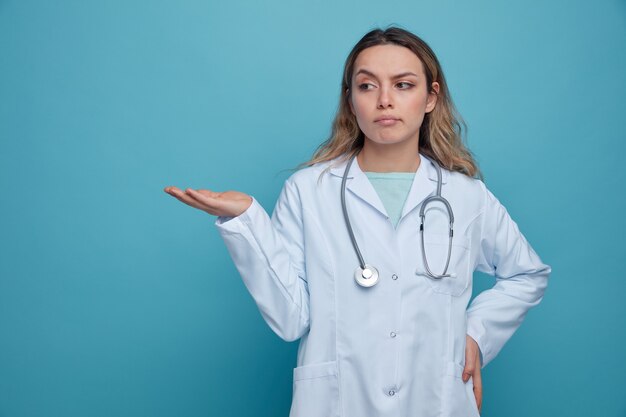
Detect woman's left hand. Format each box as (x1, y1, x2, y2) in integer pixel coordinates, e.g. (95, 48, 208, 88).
(463, 334, 483, 414)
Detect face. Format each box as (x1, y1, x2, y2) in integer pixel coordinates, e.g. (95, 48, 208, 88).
(348, 44, 439, 148)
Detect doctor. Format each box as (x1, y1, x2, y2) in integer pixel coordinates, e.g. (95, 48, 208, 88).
(165, 26, 551, 417)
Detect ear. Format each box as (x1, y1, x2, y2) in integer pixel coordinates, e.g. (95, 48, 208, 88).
(425, 82, 440, 113)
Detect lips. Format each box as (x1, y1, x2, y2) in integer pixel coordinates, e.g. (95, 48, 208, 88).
(374, 116, 399, 122)
(375, 116, 400, 126)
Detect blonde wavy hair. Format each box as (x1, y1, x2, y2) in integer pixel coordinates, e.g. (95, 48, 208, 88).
(293, 25, 482, 182)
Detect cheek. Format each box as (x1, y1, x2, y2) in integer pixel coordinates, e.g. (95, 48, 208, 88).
(406, 100, 429, 123)
(407, 93, 428, 110)
(351, 98, 369, 119)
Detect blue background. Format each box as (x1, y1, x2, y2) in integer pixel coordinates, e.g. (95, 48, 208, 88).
(1, 0, 625, 416)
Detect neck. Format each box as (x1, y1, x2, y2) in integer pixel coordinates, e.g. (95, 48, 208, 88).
(357, 139, 421, 173)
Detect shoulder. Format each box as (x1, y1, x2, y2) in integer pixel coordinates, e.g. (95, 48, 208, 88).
(447, 169, 507, 216)
(284, 157, 341, 189)
(442, 168, 494, 217)
(445, 168, 485, 196)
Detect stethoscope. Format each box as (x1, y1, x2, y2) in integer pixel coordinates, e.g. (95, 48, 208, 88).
(340, 150, 455, 288)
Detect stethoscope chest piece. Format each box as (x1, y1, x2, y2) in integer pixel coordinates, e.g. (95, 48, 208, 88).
(354, 264, 379, 287)
(341, 150, 455, 288)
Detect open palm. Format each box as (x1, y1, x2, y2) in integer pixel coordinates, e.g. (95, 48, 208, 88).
(164, 186, 252, 218)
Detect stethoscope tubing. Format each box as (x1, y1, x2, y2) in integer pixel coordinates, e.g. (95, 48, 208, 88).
(341, 150, 455, 287)
(341, 152, 367, 270)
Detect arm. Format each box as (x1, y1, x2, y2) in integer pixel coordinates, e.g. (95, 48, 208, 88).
(214, 179, 310, 342)
(466, 182, 552, 368)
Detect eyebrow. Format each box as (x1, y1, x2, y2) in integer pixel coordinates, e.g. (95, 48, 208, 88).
(354, 69, 419, 79)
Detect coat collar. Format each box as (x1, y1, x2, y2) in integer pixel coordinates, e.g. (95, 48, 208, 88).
(328, 152, 449, 221)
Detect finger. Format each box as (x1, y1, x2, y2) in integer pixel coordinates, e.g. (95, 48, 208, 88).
(185, 188, 222, 209)
(164, 186, 183, 198)
(463, 351, 475, 383)
(194, 188, 221, 198)
(166, 187, 209, 211)
(164, 186, 186, 196)
(474, 386, 482, 413)
(473, 367, 483, 412)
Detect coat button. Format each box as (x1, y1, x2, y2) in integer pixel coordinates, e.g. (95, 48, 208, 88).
(392, 274, 398, 280)
(388, 389, 396, 396)
(390, 331, 397, 338)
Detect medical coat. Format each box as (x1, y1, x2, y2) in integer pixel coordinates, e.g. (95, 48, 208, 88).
(214, 152, 551, 417)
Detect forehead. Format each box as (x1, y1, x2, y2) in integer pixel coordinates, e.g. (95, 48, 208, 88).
(353, 44, 424, 77)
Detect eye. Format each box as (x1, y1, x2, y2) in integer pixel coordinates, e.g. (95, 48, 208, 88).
(358, 83, 373, 91)
(397, 82, 414, 89)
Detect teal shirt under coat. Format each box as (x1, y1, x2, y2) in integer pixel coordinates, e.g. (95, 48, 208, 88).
(364, 171, 416, 229)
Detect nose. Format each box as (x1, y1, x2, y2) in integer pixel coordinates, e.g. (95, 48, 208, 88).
(377, 85, 393, 108)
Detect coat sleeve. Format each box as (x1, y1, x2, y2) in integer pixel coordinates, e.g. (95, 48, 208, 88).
(466, 182, 551, 368)
(213, 179, 310, 342)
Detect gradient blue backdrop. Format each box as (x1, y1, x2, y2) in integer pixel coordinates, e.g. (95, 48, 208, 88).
(1, 1, 625, 416)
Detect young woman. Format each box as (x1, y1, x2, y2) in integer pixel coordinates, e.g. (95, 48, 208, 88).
(165, 26, 551, 417)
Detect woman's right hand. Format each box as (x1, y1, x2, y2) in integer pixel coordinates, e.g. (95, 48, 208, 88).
(164, 186, 253, 218)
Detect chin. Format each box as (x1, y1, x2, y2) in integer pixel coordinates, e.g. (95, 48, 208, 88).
(374, 133, 405, 143)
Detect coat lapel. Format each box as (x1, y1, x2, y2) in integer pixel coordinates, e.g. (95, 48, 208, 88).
(328, 154, 388, 217)
(328, 152, 449, 223)
(401, 153, 448, 221)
